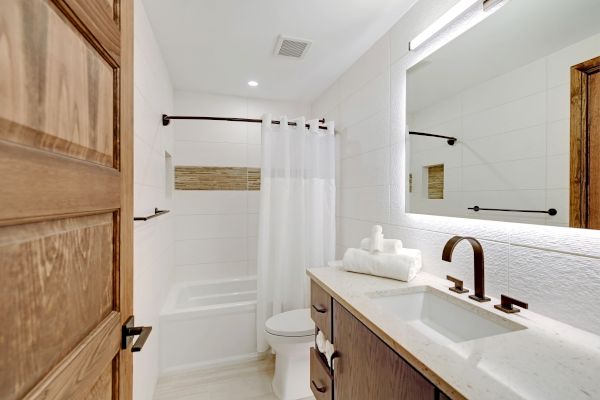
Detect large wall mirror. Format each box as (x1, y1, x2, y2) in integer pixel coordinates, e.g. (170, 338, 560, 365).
(406, 0, 600, 229)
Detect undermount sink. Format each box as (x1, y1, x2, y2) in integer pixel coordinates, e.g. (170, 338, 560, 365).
(368, 286, 526, 343)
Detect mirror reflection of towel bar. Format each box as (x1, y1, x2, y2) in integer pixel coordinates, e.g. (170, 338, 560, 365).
(409, 131, 457, 145)
(468, 206, 557, 216)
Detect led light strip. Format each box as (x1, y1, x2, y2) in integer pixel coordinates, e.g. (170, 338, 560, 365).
(408, 0, 509, 51)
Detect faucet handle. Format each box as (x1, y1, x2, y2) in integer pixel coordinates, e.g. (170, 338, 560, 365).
(446, 275, 469, 294)
(494, 294, 528, 314)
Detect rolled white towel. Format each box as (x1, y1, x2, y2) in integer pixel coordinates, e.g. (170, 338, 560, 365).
(369, 225, 384, 253)
(324, 340, 336, 368)
(316, 331, 326, 353)
(342, 248, 422, 282)
(360, 237, 403, 254)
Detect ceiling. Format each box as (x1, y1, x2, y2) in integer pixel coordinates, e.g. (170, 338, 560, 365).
(142, 0, 416, 102)
(407, 0, 600, 113)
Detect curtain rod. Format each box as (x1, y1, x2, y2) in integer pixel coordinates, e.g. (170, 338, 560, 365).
(409, 131, 456, 145)
(162, 114, 328, 130)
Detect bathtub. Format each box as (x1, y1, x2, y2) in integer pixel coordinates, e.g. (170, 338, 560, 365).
(159, 276, 259, 373)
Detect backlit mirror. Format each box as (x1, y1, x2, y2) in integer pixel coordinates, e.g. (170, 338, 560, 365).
(406, 0, 600, 228)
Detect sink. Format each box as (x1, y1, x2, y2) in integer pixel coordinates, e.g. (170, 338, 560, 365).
(368, 286, 526, 343)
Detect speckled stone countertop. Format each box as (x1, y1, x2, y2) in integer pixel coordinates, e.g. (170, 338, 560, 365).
(307, 267, 600, 400)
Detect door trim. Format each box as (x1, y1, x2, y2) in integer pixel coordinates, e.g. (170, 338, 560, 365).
(570, 55, 600, 228)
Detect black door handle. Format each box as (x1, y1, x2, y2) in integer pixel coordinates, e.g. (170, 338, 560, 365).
(122, 316, 153, 352)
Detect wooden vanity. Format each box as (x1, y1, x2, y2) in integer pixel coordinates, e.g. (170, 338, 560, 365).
(310, 280, 451, 400)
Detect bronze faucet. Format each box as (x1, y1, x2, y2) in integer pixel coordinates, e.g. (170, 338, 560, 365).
(442, 236, 490, 302)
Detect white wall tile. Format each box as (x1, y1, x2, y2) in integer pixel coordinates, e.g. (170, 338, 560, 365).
(509, 246, 600, 334)
(174, 141, 247, 167)
(176, 238, 248, 265)
(341, 148, 389, 188)
(133, 1, 175, 398)
(175, 191, 247, 215)
(339, 34, 390, 101)
(176, 214, 247, 240)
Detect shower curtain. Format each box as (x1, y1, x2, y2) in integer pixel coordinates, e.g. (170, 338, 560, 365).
(256, 115, 336, 352)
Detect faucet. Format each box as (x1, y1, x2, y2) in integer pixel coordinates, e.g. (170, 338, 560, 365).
(442, 236, 490, 302)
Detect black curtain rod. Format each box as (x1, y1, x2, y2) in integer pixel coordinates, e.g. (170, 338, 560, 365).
(409, 131, 457, 145)
(162, 114, 328, 130)
(469, 206, 557, 216)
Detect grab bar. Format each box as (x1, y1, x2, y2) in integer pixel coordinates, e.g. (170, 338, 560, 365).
(468, 206, 557, 216)
(134, 208, 170, 221)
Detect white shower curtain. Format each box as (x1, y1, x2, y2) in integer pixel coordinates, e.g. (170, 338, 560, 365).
(256, 115, 336, 352)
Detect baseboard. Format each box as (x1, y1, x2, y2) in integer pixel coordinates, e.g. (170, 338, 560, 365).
(159, 351, 272, 377)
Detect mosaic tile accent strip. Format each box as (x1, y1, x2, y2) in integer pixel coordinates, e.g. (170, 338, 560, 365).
(427, 164, 444, 200)
(175, 166, 261, 191)
(247, 168, 261, 191)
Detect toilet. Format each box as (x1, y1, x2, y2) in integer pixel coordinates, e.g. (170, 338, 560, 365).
(265, 308, 315, 400)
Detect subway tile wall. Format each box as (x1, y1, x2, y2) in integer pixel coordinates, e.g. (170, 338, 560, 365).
(311, 0, 600, 335)
(173, 91, 308, 282)
(133, 1, 176, 399)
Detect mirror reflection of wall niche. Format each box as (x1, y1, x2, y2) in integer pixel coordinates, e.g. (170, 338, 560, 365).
(405, 0, 600, 228)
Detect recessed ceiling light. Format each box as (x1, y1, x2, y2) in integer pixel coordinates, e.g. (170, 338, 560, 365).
(248, 81, 258, 87)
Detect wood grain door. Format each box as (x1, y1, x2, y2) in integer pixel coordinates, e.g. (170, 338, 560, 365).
(570, 55, 600, 229)
(333, 301, 435, 400)
(0, 0, 133, 399)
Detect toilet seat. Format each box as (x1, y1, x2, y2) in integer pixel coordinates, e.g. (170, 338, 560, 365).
(265, 308, 314, 337)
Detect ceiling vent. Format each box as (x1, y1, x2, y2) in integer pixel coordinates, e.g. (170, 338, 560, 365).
(274, 35, 312, 59)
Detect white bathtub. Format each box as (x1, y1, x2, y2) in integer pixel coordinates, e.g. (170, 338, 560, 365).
(159, 276, 258, 373)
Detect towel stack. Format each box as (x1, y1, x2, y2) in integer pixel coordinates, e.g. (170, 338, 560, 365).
(341, 225, 422, 282)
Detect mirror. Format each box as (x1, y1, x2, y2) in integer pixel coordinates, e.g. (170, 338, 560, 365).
(406, 0, 600, 228)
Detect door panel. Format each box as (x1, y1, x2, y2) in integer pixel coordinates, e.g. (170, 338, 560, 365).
(0, 0, 115, 166)
(0, 214, 115, 399)
(333, 301, 435, 400)
(0, 0, 133, 398)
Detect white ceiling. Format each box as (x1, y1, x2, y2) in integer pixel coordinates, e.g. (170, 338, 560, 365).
(407, 0, 600, 113)
(141, 0, 416, 102)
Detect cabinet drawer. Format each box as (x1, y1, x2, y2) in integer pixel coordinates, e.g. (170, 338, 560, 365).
(310, 348, 333, 400)
(311, 280, 332, 339)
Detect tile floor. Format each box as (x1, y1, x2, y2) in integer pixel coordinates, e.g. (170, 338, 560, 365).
(154, 356, 315, 400)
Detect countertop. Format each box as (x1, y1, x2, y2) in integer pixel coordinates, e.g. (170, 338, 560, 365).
(307, 267, 600, 400)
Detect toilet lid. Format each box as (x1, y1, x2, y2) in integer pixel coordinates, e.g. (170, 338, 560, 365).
(265, 308, 314, 337)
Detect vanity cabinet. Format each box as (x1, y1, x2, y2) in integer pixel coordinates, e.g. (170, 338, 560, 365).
(310, 279, 448, 400)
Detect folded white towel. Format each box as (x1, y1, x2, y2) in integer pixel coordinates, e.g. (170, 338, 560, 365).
(360, 237, 403, 254)
(369, 225, 384, 253)
(324, 340, 336, 368)
(316, 331, 326, 353)
(342, 248, 422, 282)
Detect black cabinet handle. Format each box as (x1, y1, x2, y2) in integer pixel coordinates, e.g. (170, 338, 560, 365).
(312, 304, 327, 313)
(311, 380, 327, 393)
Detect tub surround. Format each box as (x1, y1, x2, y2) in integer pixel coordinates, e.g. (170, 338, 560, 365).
(308, 267, 600, 400)
(159, 277, 258, 372)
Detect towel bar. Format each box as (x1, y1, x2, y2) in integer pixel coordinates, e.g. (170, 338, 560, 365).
(468, 206, 557, 215)
(134, 208, 170, 221)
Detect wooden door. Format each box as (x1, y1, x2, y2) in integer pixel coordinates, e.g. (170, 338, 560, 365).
(332, 301, 435, 400)
(0, 0, 133, 399)
(570, 55, 600, 229)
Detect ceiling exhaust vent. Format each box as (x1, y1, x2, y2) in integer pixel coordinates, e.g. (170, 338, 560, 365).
(274, 35, 312, 59)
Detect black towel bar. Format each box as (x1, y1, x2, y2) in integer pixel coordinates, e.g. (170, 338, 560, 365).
(134, 208, 170, 221)
(468, 206, 557, 216)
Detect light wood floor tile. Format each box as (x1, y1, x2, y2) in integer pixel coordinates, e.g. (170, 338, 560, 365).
(154, 356, 293, 400)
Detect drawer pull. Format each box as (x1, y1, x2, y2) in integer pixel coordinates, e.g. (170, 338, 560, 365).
(312, 304, 327, 313)
(311, 380, 327, 393)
